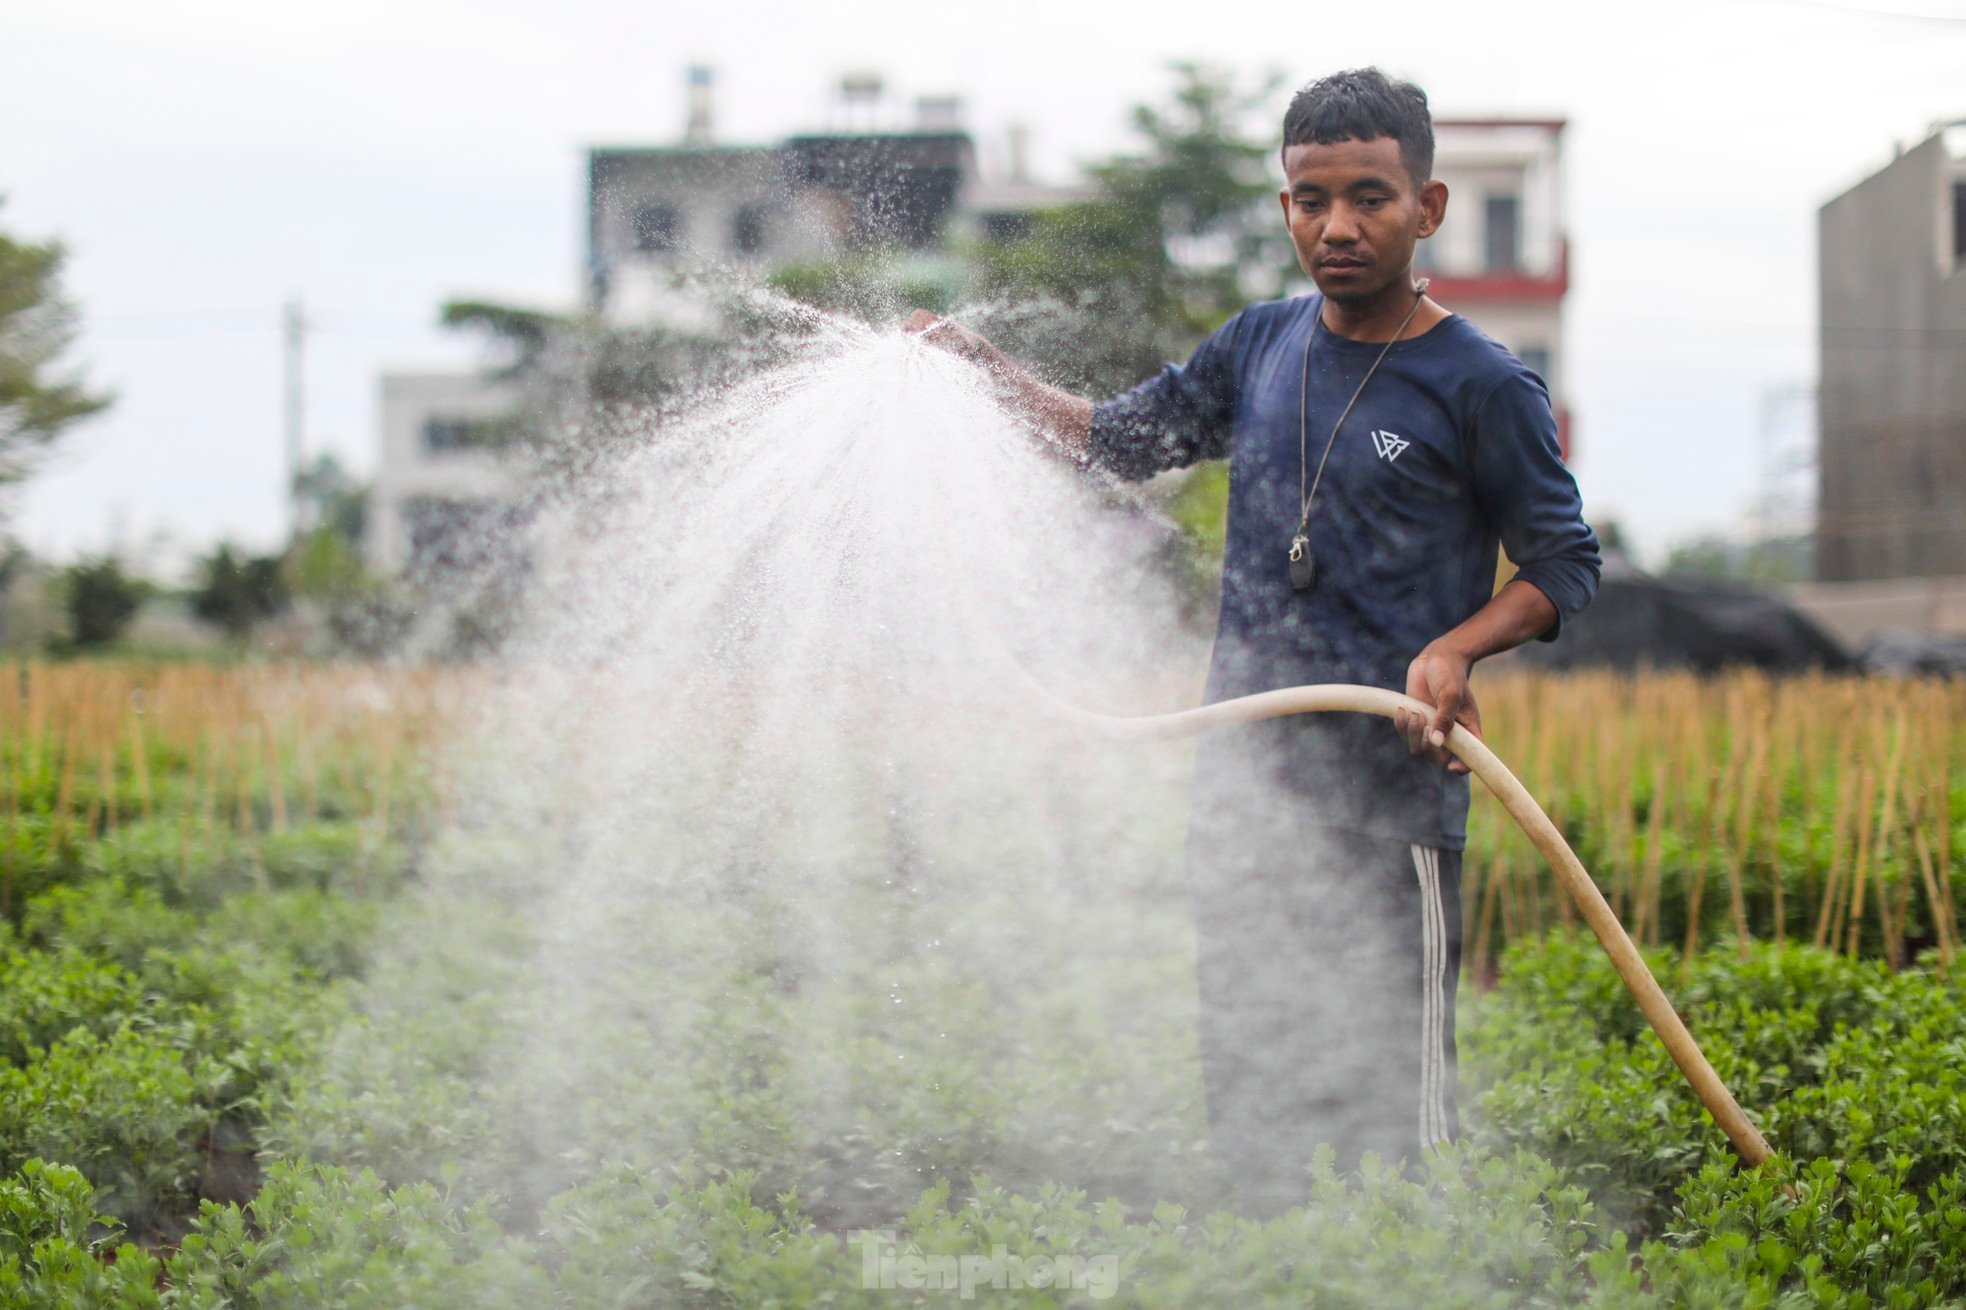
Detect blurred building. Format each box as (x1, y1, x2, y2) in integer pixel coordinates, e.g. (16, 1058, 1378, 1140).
(586, 70, 1081, 327)
(366, 372, 523, 576)
(1419, 119, 1573, 456)
(1815, 122, 1966, 583)
(369, 70, 1079, 577)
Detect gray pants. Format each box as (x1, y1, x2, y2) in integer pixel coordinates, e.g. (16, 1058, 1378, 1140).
(1189, 806, 1463, 1215)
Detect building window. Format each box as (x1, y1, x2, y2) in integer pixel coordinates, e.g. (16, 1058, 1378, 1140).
(422, 417, 503, 455)
(731, 204, 767, 255)
(1518, 345, 1551, 381)
(632, 202, 682, 254)
(1484, 194, 1521, 272)
(405, 496, 527, 581)
(980, 212, 1032, 243)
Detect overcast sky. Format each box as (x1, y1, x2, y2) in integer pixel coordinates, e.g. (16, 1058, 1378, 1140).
(4, 0, 1963, 571)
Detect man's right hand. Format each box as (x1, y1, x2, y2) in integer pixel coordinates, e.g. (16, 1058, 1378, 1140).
(903, 311, 1007, 374)
(901, 310, 1096, 462)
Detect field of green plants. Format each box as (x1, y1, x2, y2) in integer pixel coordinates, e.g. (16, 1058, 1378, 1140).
(1, 663, 1963, 1307)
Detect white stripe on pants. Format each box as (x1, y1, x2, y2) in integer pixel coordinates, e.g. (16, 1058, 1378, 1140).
(1411, 843, 1451, 1151)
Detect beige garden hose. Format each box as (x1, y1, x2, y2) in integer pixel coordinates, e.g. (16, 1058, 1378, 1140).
(1057, 682, 1773, 1168)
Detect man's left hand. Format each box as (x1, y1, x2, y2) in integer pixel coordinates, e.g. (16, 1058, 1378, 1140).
(1398, 640, 1481, 775)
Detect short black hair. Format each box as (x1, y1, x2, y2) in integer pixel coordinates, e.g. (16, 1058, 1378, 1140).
(1281, 68, 1434, 187)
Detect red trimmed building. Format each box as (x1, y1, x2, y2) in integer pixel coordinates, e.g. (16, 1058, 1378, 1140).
(1419, 119, 1572, 458)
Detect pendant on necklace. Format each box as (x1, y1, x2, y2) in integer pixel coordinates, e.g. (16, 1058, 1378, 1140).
(1288, 535, 1317, 593)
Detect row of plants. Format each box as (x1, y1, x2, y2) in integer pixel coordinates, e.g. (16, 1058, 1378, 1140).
(1467, 670, 1963, 967)
(0, 662, 455, 922)
(0, 816, 406, 1242)
(0, 662, 1957, 1304)
(5, 911, 1965, 1305)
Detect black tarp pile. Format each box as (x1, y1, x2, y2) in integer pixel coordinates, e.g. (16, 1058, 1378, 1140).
(1858, 629, 1966, 678)
(1515, 568, 1853, 674)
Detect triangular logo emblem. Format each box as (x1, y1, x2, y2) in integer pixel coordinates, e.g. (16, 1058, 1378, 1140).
(1372, 430, 1410, 462)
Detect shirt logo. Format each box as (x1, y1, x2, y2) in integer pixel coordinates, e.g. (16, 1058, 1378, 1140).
(1371, 430, 1410, 462)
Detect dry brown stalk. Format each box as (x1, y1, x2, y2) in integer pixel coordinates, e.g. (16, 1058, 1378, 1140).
(1726, 721, 1767, 958)
(1683, 764, 1726, 971)
(263, 716, 288, 833)
(97, 744, 117, 834)
(50, 727, 79, 851)
(1473, 844, 1505, 974)
(1916, 829, 1954, 972)
(1498, 848, 1520, 948)
(128, 706, 154, 821)
(1844, 772, 1878, 959)
(1635, 762, 1669, 948)
(1850, 712, 1907, 959)
(1815, 766, 1860, 950)
(1764, 740, 1786, 948)
(1933, 690, 1959, 928)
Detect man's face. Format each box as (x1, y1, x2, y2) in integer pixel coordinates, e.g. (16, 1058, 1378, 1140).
(1278, 136, 1446, 307)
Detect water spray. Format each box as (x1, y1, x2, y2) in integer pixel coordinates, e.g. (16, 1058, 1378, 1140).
(1055, 681, 1773, 1168)
(483, 314, 1771, 1200)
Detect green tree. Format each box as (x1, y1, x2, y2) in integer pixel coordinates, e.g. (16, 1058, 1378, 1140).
(0, 198, 112, 482)
(291, 453, 369, 554)
(1086, 62, 1287, 336)
(62, 556, 143, 649)
(192, 543, 289, 642)
(1660, 533, 1810, 588)
(766, 253, 963, 322)
(438, 298, 780, 461)
(439, 300, 568, 380)
(966, 63, 1284, 394)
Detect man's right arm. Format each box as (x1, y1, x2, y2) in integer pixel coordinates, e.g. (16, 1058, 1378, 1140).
(907, 306, 1247, 479)
(903, 311, 1093, 460)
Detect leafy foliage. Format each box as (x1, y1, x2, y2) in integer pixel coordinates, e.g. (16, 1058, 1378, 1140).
(0, 199, 111, 484)
(969, 63, 1284, 396)
(0, 663, 1960, 1304)
(190, 544, 289, 642)
(61, 557, 144, 650)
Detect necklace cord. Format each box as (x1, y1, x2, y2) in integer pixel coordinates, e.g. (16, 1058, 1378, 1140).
(1294, 280, 1429, 541)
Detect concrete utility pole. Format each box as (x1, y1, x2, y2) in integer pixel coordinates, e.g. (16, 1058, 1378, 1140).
(283, 297, 306, 540)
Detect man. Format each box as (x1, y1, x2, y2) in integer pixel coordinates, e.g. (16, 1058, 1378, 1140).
(908, 67, 1599, 1213)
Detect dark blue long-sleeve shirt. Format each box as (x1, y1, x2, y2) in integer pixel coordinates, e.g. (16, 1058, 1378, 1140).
(1089, 294, 1600, 849)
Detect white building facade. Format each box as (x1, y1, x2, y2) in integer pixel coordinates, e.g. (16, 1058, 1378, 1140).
(366, 372, 523, 577)
(1421, 119, 1573, 456)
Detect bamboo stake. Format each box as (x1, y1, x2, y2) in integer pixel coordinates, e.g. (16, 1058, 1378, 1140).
(1636, 762, 1669, 949)
(263, 716, 288, 833)
(97, 744, 118, 834)
(176, 797, 194, 897)
(1843, 778, 1877, 959)
(1498, 849, 1520, 951)
(1683, 763, 1730, 971)
(1940, 721, 1956, 952)
(128, 706, 154, 821)
(1725, 725, 1766, 958)
(1765, 742, 1786, 949)
(22, 664, 42, 783)
(1916, 829, 1954, 973)
(1815, 769, 1860, 950)
(1, 820, 14, 922)
(1849, 714, 1906, 959)
(50, 728, 79, 852)
(1472, 843, 1505, 976)
(1523, 836, 1545, 939)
